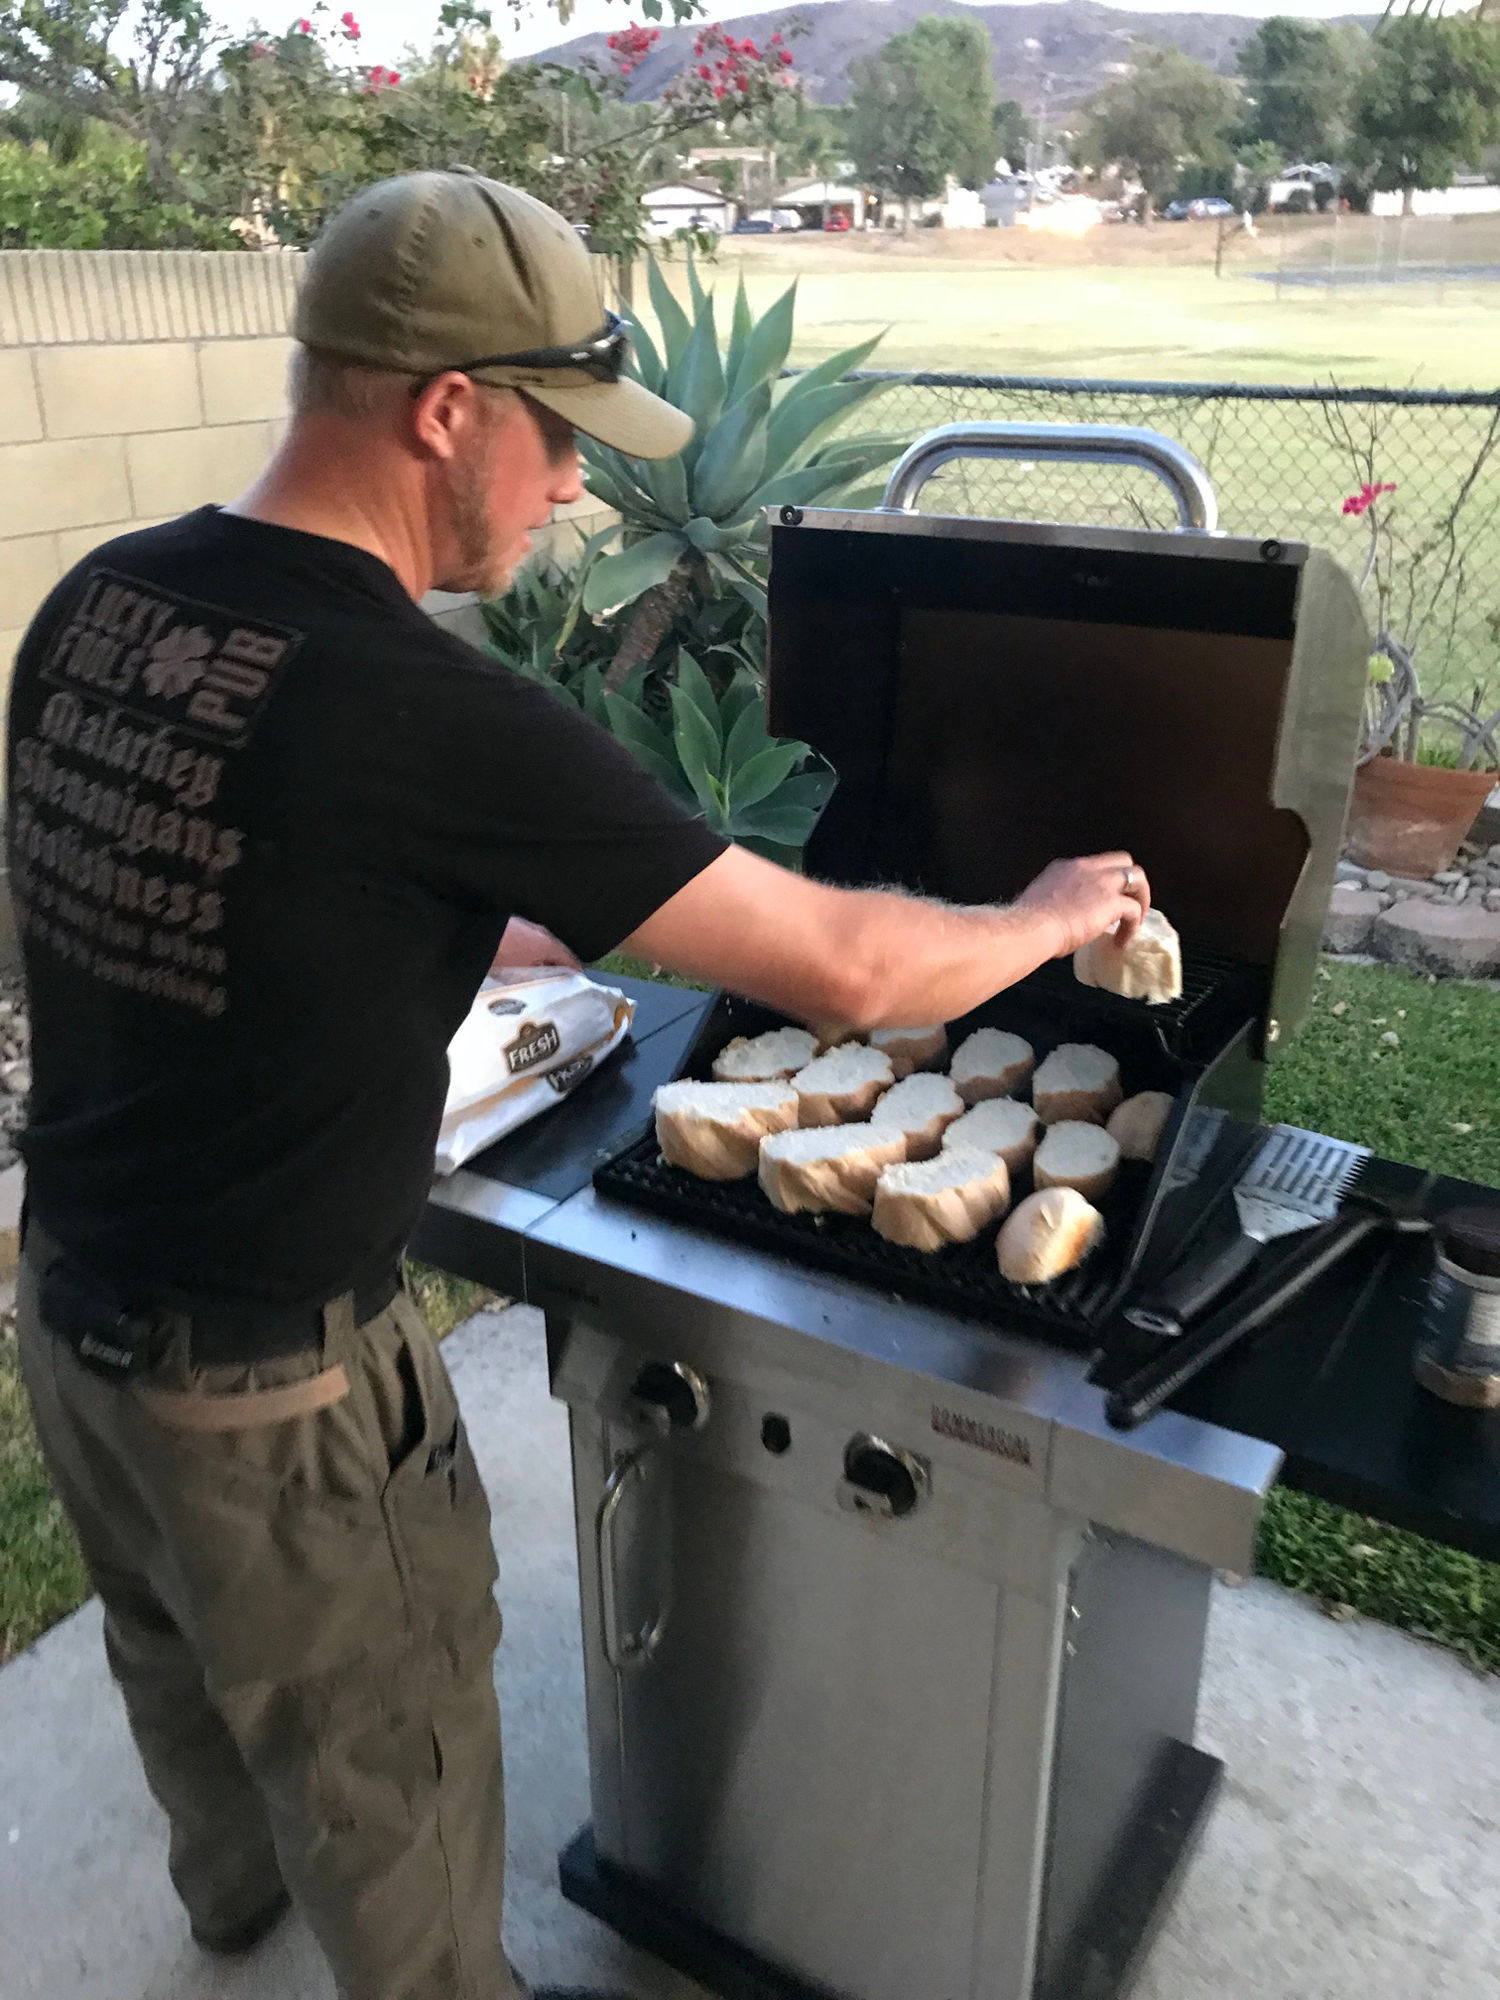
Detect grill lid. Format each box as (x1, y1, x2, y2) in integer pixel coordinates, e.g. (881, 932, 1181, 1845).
(767, 507, 1369, 1050)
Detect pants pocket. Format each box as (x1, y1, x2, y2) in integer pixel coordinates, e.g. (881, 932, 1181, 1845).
(380, 1296, 502, 1668)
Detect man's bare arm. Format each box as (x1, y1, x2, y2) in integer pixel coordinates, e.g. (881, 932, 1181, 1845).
(623, 846, 1149, 1031)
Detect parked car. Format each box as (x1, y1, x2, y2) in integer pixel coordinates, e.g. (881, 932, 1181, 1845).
(770, 209, 803, 232)
(1188, 197, 1236, 220)
(733, 217, 776, 234)
(823, 212, 852, 232)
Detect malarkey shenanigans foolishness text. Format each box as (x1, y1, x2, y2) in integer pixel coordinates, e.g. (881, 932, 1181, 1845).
(8, 572, 300, 1021)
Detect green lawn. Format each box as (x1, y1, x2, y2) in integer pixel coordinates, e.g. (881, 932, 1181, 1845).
(657, 233, 1500, 707)
(710, 222, 1500, 389)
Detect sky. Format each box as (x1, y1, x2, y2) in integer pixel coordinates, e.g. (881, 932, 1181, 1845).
(215, 0, 1379, 70)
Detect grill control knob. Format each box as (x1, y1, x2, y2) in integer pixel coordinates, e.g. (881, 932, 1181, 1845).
(629, 1361, 711, 1434)
(838, 1433, 930, 1520)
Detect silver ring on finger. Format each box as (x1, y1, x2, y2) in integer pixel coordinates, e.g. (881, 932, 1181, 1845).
(1122, 865, 1135, 893)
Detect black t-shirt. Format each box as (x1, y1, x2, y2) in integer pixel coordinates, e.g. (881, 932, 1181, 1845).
(6, 508, 724, 1307)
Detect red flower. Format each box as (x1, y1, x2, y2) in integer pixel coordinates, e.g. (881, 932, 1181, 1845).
(698, 63, 711, 78)
(779, 47, 793, 65)
(388, 67, 400, 83)
(713, 83, 726, 97)
(1342, 479, 1397, 518)
(340, 9, 360, 38)
(294, 15, 311, 30)
(736, 72, 748, 90)
(743, 40, 759, 57)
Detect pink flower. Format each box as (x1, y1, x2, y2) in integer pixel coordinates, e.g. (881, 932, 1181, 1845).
(713, 83, 725, 97)
(1341, 479, 1397, 519)
(294, 15, 311, 30)
(341, 9, 360, 38)
(698, 63, 711, 79)
(779, 47, 793, 65)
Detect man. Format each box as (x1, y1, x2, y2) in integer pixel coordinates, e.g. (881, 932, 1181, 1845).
(6, 171, 1148, 2000)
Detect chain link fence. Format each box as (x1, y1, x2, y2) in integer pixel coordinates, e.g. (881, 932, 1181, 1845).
(849, 372, 1500, 704)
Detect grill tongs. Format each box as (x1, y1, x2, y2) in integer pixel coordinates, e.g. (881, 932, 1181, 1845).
(1104, 1182, 1434, 1431)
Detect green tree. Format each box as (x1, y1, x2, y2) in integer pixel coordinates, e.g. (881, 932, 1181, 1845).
(1080, 44, 1240, 220)
(1351, 12, 1500, 215)
(849, 15, 996, 219)
(993, 97, 1032, 173)
(1236, 17, 1368, 164)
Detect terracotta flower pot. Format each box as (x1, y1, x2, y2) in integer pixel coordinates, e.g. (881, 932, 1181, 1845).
(1345, 756, 1496, 878)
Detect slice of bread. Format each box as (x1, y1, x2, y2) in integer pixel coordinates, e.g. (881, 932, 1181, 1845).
(654, 1079, 799, 1181)
(1107, 1090, 1174, 1162)
(997, 1187, 1105, 1285)
(941, 1097, 1043, 1174)
(1032, 1043, 1122, 1126)
(1074, 907, 1183, 1006)
(1033, 1120, 1121, 1203)
(791, 1044, 895, 1127)
(868, 1023, 949, 1079)
(872, 1148, 1013, 1252)
(869, 1073, 966, 1159)
(711, 1026, 819, 1083)
(758, 1123, 908, 1215)
(949, 1027, 1035, 1105)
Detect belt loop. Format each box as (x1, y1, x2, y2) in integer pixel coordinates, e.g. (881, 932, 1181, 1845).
(319, 1288, 359, 1365)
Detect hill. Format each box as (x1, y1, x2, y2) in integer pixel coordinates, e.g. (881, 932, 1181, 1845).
(532, 0, 1373, 117)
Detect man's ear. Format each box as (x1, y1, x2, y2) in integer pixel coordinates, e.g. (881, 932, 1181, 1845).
(410, 372, 492, 462)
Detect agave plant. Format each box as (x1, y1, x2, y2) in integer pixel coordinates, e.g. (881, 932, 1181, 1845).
(601, 650, 835, 859)
(581, 259, 905, 685)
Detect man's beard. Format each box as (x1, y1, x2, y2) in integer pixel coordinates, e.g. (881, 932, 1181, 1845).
(438, 432, 509, 595)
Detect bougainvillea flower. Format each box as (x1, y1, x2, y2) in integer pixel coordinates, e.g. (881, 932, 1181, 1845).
(1341, 480, 1397, 518)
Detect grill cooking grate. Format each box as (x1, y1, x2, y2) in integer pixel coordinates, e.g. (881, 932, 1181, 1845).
(596, 1130, 1149, 1349)
(591, 939, 1263, 1349)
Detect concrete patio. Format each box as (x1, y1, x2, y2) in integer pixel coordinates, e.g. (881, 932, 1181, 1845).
(1, 1302, 1496, 2000)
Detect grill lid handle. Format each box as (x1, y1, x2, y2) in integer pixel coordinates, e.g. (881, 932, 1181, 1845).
(879, 422, 1219, 533)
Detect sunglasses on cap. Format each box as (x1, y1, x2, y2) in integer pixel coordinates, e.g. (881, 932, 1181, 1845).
(413, 310, 631, 394)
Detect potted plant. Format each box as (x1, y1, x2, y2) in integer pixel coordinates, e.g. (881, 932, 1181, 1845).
(1325, 455, 1500, 876)
(1348, 637, 1499, 877)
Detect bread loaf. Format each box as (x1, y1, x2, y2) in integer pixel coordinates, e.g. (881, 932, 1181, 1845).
(997, 1187, 1105, 1285)
(949, 1028, 1035, 1105)
(1074, 907, 1183, 1006)
(711, 1026, 818, 1083)
(941, 1096, 1043, 1175)
(1031, 1043, 1122, 1126)
(1107, 1090, 1174, 1162)
(872, 1149, 1012, 1252)
(870, 1073, 966, 1159)
(1033, 1121, 1121, 1203)
(654, 1080, 799, 1181)
(758, 1123, 908, 1216)
(791, 1044, 895, 1127)
(868, 1023, 949, 1079)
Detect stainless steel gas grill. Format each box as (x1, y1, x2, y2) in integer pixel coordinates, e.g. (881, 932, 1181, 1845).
(412, 428, 1500, 2000)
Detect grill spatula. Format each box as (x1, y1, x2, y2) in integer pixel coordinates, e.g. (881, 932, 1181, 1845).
(1125, 1125, 1367, 1339)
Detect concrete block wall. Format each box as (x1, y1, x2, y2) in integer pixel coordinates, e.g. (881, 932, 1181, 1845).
(0, 335, 293, 683)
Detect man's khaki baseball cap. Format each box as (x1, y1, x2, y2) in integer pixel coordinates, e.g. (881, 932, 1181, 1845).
(294, 170, 693, 460)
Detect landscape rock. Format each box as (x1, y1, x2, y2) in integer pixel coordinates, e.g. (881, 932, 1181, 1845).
(1434, 871, 1465, 887)
(1487, 891, 1500, 914)
(1372, 901, 1500, 980)
(1363, 870, 1391, 891)
(1335, 861, 1367, 886)
(1324, 885, 1383, 955)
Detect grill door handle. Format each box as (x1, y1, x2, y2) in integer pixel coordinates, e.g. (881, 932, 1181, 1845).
(596, 1445, 669, 1673)
(880, 421, 1219, 532)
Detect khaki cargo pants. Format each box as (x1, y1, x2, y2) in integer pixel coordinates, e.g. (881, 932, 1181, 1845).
(16, 1231, 525, 2000)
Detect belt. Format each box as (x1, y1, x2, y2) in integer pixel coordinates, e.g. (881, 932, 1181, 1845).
(26, 1219, 402, 1366)
(174, 1268, 403, 1364)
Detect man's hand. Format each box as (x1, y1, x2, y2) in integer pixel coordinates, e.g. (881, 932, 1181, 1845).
(1013, 854, 1151, 959)
(490, 917, 581, 976)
